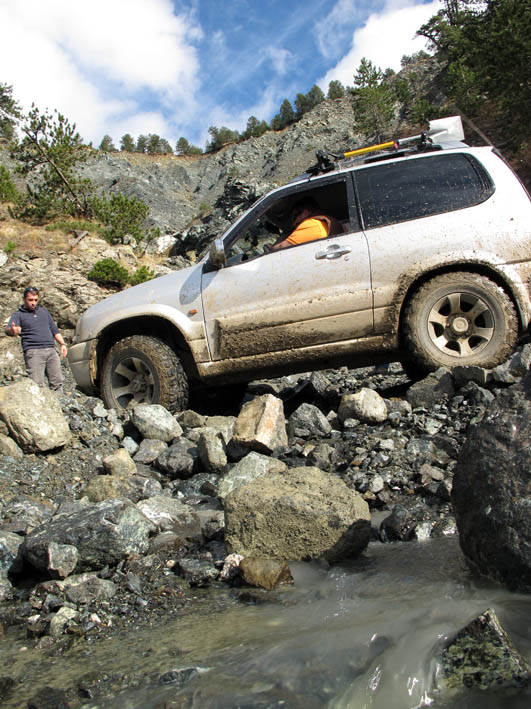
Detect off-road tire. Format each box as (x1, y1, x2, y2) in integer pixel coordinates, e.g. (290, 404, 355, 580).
(101, 335, 189, 412)
(403, 272, 518, 373)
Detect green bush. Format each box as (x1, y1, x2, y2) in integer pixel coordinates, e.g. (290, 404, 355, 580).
(3, 240, 16, 255)
(87, 258, 129, 288)
(0, 165, 18, 202)
(129, 265, 155, 285)
(45, 219, 103, 236)
(90, 193, 149, 244)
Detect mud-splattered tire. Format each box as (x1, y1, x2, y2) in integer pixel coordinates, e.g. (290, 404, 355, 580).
(403, 272, 518, 373)
(101, 335, 189, 412)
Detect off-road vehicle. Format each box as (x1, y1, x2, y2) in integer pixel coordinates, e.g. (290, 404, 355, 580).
(68, 117, 531, 411)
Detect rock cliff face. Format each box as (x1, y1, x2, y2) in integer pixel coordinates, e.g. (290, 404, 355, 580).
(79, 95, 368, 234)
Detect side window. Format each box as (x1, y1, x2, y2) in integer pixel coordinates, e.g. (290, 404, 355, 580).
(354, 154, 495, 229)
(225, 178, 356, 264)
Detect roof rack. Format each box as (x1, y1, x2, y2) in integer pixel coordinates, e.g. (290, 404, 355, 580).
(307, 115, 465, 176)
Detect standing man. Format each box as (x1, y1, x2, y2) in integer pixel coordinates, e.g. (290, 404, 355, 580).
(5, 286, 67, 392)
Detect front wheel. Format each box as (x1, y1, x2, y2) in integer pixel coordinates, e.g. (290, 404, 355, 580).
(101, 335, 189, 412)
(403, 272, 518, 373)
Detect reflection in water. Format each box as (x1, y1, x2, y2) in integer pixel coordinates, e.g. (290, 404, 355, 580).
(1, 538, 530, 708)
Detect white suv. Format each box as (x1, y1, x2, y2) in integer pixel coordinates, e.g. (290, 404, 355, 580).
(68, 118, 531, 411)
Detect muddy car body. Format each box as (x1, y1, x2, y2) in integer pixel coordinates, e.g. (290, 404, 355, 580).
(69, 125, 531, 411)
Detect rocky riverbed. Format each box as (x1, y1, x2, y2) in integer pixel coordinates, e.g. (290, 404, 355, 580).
(0, 344, 530, 706)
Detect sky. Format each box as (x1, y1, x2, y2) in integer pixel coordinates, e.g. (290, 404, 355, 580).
(0, 0, 442, 150)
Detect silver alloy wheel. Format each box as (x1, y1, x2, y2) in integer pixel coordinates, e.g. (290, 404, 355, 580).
(427, 290, 494, 358)
(101, 335, 189, 412)
(111, 356, 156, 405)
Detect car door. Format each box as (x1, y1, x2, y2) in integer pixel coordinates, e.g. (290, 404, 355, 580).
(200, 176, 373, 361)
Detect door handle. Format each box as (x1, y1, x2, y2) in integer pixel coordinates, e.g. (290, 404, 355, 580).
(315, 244, 352, 260)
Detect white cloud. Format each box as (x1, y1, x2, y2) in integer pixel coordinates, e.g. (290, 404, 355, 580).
(267, 48, 294, 77)
(0, 0, 202, 144)
(320, 0, 442, 88)
(317, 0, 373, 59)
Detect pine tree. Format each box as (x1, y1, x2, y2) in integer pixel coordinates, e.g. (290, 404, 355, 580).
(352, 58, 396, 142)
(136, 135, 148, 153)
(0, 83, 22, 140)
(9, 105, 93, 219)
(327, 80, 345, 100)
(306, 84, 325, 109)
(120, 133, 135, 152)
(99, 135, 117, 152)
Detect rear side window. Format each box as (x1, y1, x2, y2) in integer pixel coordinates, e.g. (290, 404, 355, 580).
(354, 153, 494, 229)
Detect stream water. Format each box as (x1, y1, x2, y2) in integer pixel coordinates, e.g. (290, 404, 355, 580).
(2, 537, 530, 708)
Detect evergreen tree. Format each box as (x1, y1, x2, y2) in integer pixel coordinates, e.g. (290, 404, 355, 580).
(99, 134, 117, 152)
(176, 137, 202, 155)
(306, 84, 325, 109)
(120, 133, 135, 152)
(206, 126, 240, 152)
(9, 105, 93, 219)
(327, 80, 345, 99)
(294, 92, 311, 118)
(352, 58, 396, 142)
(416, 0, 530, 134)
(136, 135, 148, 153)
(0, 83, 22, 140)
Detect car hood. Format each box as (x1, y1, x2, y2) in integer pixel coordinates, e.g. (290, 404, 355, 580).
(75, 263, 204, 342)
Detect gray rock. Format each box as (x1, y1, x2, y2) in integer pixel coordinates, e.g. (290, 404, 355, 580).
(452, 365, 489, 389)
(0, 432, 23, 459)
(459, 381, 495, 406)
(47, 542, 78, 579)
(406, 368, 455, 409)
(131, 403, 183, 442)
(338, 388, 388, 424)
(133, 438, 168, 464)
(2, 495, 56, 534)
(83, 474, 138, 503)
(122, 436, 139, 456)
(20, 499, 156, 573)
(0, 380, 70, 452)
(288, 403, 332, 438)
(49, 606, 78, 637)
(0, 530, 23, 573)
(136, 495, 201, 543)
(452, 374, 531, 591)
(224, 466, 371, 562)
(0, 575, 13, 601)
(156, 438, 201, 479)
(102, 448, 137, 476)
(175, 558, 219, 587)
(217, 451, 287, 500)
(231, 394, 288, 453)
(63, 573, 117, 604)
(198, 430, 227, 473)
(435, 608, 530, 693)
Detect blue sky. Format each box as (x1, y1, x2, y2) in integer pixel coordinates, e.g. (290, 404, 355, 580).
(0, 0, 441, 150)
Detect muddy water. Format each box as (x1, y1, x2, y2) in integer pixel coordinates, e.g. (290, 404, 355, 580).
(2, 538, 530, 708)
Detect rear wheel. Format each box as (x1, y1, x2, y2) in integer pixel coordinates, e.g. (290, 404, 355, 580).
(101, 335, 189, 412)
(403, 272, 518, 372)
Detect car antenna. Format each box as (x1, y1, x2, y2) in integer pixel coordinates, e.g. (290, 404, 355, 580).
(307, 115, 465, 175)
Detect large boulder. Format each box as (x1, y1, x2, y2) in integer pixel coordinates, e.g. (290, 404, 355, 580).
(452, 375, 531, 592)
(0, 380, 70, 452)
(224, 466, 371, 562)
(19, 499, 156, 575)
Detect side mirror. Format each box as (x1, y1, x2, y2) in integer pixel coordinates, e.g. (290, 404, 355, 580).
(209, 238, 227, 269)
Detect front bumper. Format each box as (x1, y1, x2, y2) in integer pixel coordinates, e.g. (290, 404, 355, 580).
(67, 339, 97, 390)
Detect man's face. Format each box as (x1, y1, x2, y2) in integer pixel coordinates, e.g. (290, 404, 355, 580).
(24, 292, 39, 311)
